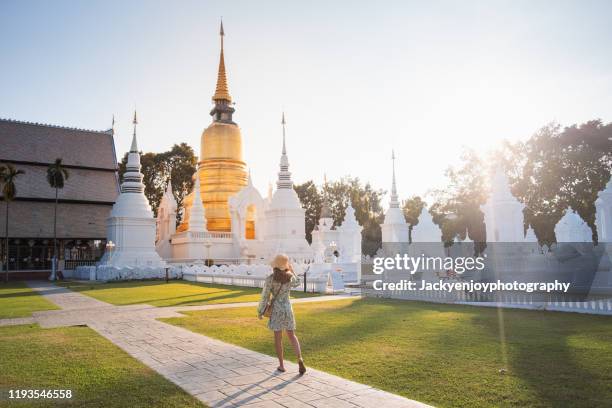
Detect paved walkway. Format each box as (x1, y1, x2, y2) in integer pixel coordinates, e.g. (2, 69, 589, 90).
(2, 281, 429, 408)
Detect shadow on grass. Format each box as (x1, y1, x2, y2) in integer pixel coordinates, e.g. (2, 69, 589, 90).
(59, 280, 260, 306)
(473, 306, 612, 407)
(60, 279, 318, 307)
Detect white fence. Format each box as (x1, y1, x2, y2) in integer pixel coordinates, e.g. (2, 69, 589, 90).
(367, 286, 612, 315)
(74, 265, 181, 281)
(180, 263, 332, 293)
(75, 262, 335, 293)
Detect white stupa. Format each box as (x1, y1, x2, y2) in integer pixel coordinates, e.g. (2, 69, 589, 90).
(155, 180, 177, 259)
(102, 112, 165, 267)
(595, 177, 612, 242)
(381, 150, 409, 242)
(554, 208, 592, 243)
(411, 207, 442, 243)
(481, 166, 526, 242)
(336, 204, 363, 263)
(263, 113, 312, 259)
(524, 226, 538, 243)
(187, 170, 207, 233)
(311, 176, 337, 253)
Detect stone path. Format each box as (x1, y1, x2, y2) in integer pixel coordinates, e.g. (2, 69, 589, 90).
(2, 281, 429, 408)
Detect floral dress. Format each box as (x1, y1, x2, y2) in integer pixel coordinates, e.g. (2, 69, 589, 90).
(257, 273, 301, 331)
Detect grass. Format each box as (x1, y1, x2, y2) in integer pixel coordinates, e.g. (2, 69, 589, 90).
(0, 282, 59, 319)
(0, 324, 204, 407)
(57, 280, 320, 307)
(162, 297, 612, 408)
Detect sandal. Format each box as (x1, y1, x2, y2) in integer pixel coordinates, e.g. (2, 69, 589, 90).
(298, 359, 306, 375)
(277, 366, 286, 372)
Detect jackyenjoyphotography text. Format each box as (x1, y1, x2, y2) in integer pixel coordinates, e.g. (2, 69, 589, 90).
(372, 279, 572, 293)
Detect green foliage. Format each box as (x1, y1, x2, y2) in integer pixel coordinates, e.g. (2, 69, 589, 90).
(430, 149, 487, 253)
(295, 177, 385, 255)
(119, 143, 197, 221)
(294, 181, 322, 243)
(46, 158, 69, 189)
(502, 121, 612, 246)
(402, 196, 425, 243)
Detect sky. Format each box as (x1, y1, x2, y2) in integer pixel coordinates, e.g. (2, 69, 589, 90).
(2, 0, 612, 207)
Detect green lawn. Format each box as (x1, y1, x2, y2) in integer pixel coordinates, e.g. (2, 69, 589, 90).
(0, 324, 204, 407)
(57, 280, 320, 307)
(162, 297, 612, 408)
(0, 282, 59, 319)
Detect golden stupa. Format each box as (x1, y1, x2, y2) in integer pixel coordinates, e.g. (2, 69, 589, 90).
(178, 21, 248, 233)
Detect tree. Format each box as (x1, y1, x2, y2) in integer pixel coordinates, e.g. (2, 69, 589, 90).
(295, 176, 385, 255)
(402, 196, 425, 243)
(46, 158, 69, 281)
(502, 121, 612, 246)
(119, 143, 196, 223)
(1, 164, 25, 282)
(430, 149, 487, 254)
(294, 181, 322, 243)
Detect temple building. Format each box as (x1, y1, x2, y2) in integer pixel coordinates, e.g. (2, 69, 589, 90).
(0, 118, 118, 278)
(157, 23, 313, 262)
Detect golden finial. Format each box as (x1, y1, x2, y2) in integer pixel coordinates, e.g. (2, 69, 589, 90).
(213, 18, 232, 103)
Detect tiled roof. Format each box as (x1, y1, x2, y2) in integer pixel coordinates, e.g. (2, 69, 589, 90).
(0, 118, 117, 170)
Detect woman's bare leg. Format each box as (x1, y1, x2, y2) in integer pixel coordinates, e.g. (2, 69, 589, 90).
(274, 331, 284, 370)
(286, 330, 302, 360)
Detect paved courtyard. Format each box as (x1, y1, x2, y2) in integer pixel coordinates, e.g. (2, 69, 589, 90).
(0, 281, 429, 408)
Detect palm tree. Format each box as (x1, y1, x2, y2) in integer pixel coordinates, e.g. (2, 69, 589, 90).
(2, 164, 25, 282)
(47, 158, 69, 281)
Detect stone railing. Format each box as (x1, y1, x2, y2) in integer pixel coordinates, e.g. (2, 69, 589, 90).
(180, 263, 330, 293)
(75, 265, 180, 281)
(73, 261, 335, 293)
(64, 259, 97, 270)
(172, 231, 234, 240)
(166, 258, 266, 265)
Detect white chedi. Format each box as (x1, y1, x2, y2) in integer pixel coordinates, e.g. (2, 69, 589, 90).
(336, 204, 363, 263)
(187, 170, 207, 233)
(524, 226, 538, 243)
(554, 208, 592, 243)
(155, 180, 177, 259)
(262, 114, 312, 260)
(101, 113, 165, 268)
(595, 178, 612, 242)
(381, 151, 409, 242)
(481, 166, 526, 242)
(409, 206, 445, 273)
(411, 207, 442, 243)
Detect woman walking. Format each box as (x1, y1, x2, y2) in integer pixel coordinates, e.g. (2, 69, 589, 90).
(258, 254, 306, 375)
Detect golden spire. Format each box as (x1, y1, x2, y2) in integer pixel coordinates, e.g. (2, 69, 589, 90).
(213, 19, 232, 103)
